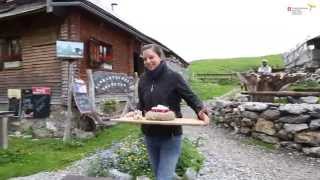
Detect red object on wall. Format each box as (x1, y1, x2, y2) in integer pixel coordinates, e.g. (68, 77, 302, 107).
(32, 87, 51, 95)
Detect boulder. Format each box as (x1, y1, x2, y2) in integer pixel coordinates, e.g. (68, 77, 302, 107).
(302, 147, 320, 158)
(213, 100, 234, 109)
(108, 169, 133, 180)
(283, 124, 308, 133)
(304, 104, 320, 112)
(279, 104, 307, 114)
(277, 115, 310, 124)
(261, 110, 281, 121)
(241, 102, 268, 112)
(310, 111, 320, 118)
(240, 127, 251, 135)
(136, 176, 151, 180)
(294, 131, 320, 146)
(183, 168, 198, 180)
(252, 132, 279, 144)
(32, 128, 53, 138)
(315, 68, 320, 75)
(309, 119, 320, 130)
(276, 129, 293, 141)
(254, 119, 276, 136)
(242, 111, 259, 120)
(241, 118, 254, 127)
(300, 96, 319, 104)
(74, 129, 95, 139)
(19, 119, 34, 133)
(280, 141, 302, 150)
(274, 123, 283, 131)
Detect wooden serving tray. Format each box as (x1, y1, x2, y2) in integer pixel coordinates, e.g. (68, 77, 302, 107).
(110, 117, 206, 126)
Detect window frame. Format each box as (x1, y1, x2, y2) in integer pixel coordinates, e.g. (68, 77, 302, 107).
(88, 38, 113, 69)
(0, 37, 22, 70)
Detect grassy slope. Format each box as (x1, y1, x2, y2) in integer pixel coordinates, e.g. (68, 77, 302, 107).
(190, 54, 284, 74)
(0, 124, 139, 180)
(189, 54, 284, 100)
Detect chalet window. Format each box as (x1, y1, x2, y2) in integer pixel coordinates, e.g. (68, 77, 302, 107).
(0, 37, 22, 69)
(89, 38, 113, 69)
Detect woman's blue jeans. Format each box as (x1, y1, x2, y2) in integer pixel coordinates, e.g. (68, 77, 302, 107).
(144, 135, 182, 180)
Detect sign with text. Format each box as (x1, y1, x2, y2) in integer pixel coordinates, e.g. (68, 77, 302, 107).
(56, 40, 84, 59)
(73, 79, 93, 114)
(93, 71, 135, 95)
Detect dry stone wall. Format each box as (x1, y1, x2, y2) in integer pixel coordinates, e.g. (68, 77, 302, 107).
(211, 101, 320, 157)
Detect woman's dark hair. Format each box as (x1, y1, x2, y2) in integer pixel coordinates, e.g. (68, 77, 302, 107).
(141, 44, 165, 58)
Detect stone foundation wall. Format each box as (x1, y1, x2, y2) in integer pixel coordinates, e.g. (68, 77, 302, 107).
(10, 104, 83, 138)
(211, 101, 320, 157)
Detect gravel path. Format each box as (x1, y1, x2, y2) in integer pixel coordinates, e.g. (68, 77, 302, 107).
(182, 106, 320, 180)
(11, 106, 320, 180)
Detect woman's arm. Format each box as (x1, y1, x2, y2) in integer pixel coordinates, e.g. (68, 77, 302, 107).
(175, 73, 209, 123)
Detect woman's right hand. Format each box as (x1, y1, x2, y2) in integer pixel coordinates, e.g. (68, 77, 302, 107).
(198, 109, 210, 125)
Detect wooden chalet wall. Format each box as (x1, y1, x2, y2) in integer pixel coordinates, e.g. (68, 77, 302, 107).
(78, 9, 136, 80)
(0, 14, 62, 104)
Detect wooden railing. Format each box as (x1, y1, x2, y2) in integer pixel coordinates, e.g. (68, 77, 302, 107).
(192, 73, 237, 82)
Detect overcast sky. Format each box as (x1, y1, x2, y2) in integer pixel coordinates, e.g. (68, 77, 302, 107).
(89, 0, 320, 61)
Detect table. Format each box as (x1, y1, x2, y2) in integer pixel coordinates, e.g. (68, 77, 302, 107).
(0, 111, 14, 149)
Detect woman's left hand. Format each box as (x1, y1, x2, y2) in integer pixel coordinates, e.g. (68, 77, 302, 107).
(198, 109, 210, 125)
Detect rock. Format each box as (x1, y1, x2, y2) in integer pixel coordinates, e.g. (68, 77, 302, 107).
(261, 110, 281, 121)
(315, 68, 320, 75)
(53, 129, 65, 138)
(310, 111, 320, 118)
(252, 132, 279, 144)
(241, 102, 268, 112)
(241, 118, 254, 127)
(234, 94, 249, 102)
(278, 115, 310, 124)
(274, 123, 283, 131)
(279, 104, 307, 114)
(222, 107, 233, 113)
(31, 120, 46, 129)
(183, 168, 198, 180)
(108, 169, 133, 180)
(240, 127, 251, 135)
(74, 128, 95, 139)
(294, 131, 320, 146)
(46, 121, 58, 132)
(136, 176, 151, 180)
(280, 141, 302, 150)
(304, 104, 320, 112)
(213, 100, 234, 109)
(300, 96, 319, 104)
(276, 129, 293, 141)
(242, 111, 259, 120)
(283, 124, 308, 133)
(309, 119, 320, 130)
(174, 173, 183, 180)
(254, 119, 276, 135)
(302, 147, 320, 157)
(32, 128, 53, 138)
(19, 119, 34, 133)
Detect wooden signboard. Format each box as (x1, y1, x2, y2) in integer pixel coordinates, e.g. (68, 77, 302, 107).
(73, 79, 93, 114)
(111, 117, 206, 126)
(93, 71, 135, 95)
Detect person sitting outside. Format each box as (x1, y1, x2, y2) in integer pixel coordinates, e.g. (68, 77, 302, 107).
(258, 59, 272, 75)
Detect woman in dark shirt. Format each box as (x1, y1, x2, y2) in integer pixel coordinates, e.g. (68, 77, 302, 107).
(138, 44, 209, 180)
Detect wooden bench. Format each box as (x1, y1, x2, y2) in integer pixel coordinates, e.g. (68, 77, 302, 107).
(0, 111, 15, 149)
